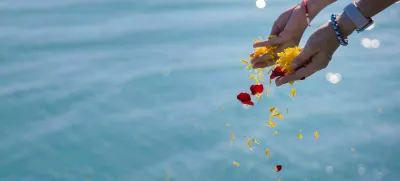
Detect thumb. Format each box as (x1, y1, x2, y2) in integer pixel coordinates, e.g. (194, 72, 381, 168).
(291, 46, 315, 70)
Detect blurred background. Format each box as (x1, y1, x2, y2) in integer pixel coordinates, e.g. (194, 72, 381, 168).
(0, 0, 400, 181)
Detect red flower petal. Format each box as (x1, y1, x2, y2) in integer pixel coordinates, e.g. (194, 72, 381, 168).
(250, 84, 264, 95)
(242, 101, 254, 106)
(274, 165, 282, 172)
(237, 92, 251, 103)
(270, 67, 287, 80)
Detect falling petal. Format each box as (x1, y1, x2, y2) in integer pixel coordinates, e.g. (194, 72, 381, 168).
(269, 107, 277, 112)
(233, 161, 240, 167)
(249, 74, 256, 80)
(278, 113, 284, 120)
(314, 131, 319, 140)
(265, 148, 269, 157)
(226, 123, 231, 126)
(231, 132, 235, 139)
(252, 138, 260, 145)
(250, 84, 264, 95)
(237, 92, 252, 103)
(274, 165, 282, 172)
(351, 148, 355, 152)
(241, 59, 249, 64)
(298, 129, 303, 139)
(268, 121, 277, 127)
(257, 94, 262, 101)
(247, 138, 251, 149)
(278, 177, 282, 181)
(230, 140, 233, 145)
(290, 88, 296, 98)
(222, 107, 224, 112)
(246, 64, 253, 70)
(273, 130, 279, 135)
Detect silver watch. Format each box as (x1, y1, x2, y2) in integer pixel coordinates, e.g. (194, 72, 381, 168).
(343, 1, 374, 33)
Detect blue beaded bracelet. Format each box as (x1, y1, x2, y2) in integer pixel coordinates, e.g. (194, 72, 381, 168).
(330, 13, 348, 46)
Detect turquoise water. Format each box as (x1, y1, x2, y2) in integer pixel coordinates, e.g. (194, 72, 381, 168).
(1, 0, 400, 181)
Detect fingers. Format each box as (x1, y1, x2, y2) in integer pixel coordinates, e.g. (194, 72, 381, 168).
(275, 53, 330, 86)
(253, 36, 286, 48)
(275, 62, 318, 86)
(270, 22, 281, 37)
(251, 52, 276, 64)
(291, 45, 316, 70)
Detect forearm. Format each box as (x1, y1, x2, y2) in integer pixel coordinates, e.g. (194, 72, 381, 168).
(357, 0, 398, 17)
(306, 0, 337, 20)
(338, 0, 398, 37)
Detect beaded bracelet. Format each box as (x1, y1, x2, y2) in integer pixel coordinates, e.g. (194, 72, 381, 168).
(330, 13, 349, 46)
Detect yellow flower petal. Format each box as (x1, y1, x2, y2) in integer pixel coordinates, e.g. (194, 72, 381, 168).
(314, 131, 319, 140)
(231, 132, 235, 139)
(265, 148, 269, 157)
(226, 123, 231, 126)
(290, 88, 296, 98)
(249, 74, 256, 80)
(278, 113, 284, 120)
(247, 138, 251, 148)
(269, 107, 277, 112)
(275, 47, 302, 79)
(241, 59, 249, 65)
(246, 64, 253, 70)
(268, 121, 277, 127)
(233, 161, 240, 167)
(298, 129, 303, 139)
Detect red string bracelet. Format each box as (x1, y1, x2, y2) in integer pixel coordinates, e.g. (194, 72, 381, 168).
(302, 0, 311, 26)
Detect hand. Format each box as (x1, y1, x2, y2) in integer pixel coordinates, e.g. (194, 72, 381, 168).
(275, 13, 355, 86)
(251, 4, 309, 69)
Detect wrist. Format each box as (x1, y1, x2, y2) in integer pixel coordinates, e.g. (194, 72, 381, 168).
(336, 13, 356, 38)
(306, 0, 337, 20)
